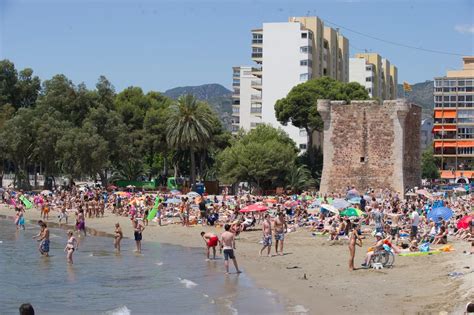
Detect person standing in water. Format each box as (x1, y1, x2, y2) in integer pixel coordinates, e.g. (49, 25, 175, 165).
(76, 208, 86, 237)
(64, 230, 78, 264)
(201, 231, 220, 260)
(32, 221, 50, 257)
(132, 218, 145, 253)
(348, 220, 362, 271)
(114, 223, 123, 253)
(220, 224, 241, 274)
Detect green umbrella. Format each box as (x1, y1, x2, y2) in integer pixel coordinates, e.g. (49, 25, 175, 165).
(340, 207, 364, 217)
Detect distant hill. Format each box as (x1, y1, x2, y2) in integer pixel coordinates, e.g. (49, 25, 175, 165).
(164, 84, 233, 130)
(397, 80, 434, 113)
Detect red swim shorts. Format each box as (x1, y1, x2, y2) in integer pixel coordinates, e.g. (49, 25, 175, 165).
(207, 236, 218, 247)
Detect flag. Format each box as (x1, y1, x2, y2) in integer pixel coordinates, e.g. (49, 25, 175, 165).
(403, 82, 412, 92)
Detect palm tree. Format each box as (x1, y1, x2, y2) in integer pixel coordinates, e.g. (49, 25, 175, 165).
(286, 164, 315, 193)
(166, 95, 215, 190)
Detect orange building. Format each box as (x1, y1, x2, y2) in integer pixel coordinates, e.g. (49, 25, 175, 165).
(433, 56, 474, 183)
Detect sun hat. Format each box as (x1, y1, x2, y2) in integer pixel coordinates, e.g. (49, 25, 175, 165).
(375, 232, 383, 237)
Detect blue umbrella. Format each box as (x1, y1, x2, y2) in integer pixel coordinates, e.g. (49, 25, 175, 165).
(332, 198, 350, 210)
(428, 207, 453, 223)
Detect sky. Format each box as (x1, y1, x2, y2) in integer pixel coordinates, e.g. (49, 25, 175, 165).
(1, 0, 473, 92)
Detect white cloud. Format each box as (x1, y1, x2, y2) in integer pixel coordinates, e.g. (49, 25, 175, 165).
(454, 24, 474, 34)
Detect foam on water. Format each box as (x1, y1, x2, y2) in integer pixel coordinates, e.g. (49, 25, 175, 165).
(104, 305, 131, 315)
(155, 261, 163, 266)
(225, 300, 238, 315)
(178, 277, 198, 288)
(287, 305, 309, 313)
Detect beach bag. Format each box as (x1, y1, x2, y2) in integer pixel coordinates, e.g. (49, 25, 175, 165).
(419, 242, 430, 252)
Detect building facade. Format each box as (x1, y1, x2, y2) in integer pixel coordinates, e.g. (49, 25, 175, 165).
(317, 99, 421, 195)
(349, 53, 398, 100)
(433, 56, 474, 183)
(420, 117, 434, 152)
(232, 16, 349, 149)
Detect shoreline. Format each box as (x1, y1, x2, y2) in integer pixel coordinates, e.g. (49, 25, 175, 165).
(1, 204, 472, 314)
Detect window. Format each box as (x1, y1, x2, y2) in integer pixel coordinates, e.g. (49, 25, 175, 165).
(366, 76, 372, 82)
(301, 32, 307, 39)
(299, 129, 307, 137)
(300, 46, 312, 54)
(299, 144, 307, 150)
(367, 88, 372, 94)
(300, 59, 312, 67)
(360, 157, 366, 163)
(308, 32, 313, 39)
(300, 73, 309, 81)
(366, 66, 372, 71)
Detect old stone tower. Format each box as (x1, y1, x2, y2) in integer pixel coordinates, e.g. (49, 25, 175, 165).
(317, 99, 421, 195)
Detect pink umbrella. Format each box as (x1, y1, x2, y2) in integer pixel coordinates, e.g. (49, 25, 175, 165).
(240, 204, 269, 213)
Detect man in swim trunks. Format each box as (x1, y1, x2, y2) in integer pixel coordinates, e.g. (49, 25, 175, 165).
(260, 214, 272, 257)
(201, 231, 220, 259)
(274, 212, 287, 256)
(33, 220, 50, 257)
(220, 224, 242, 274)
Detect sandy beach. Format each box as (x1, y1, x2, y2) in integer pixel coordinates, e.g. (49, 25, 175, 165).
(1, 204, 472, 315)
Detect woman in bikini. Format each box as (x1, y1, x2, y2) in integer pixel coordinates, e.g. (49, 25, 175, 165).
(114, 223, 123, 253)
(348, 220, 362, 271)
(64, 230, 78, 264)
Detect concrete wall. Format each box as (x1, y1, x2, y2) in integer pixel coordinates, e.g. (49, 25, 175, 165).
(318, 99, 421, 195)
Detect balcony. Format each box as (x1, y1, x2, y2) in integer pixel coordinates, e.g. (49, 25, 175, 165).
(251, 94, 262, 100)
(232, 106, 240, 114)
(252, 39, 263, 45)
(251, 80, 262, 90)
(232, 93, 240, 99)
(251, 67, 262, 77)
(250, 107, 262, 114)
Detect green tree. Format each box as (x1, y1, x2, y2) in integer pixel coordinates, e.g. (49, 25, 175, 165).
(275, 77, 369, 151)
(165, 95, 215, 189)
(217, 124, 297, 192)
(286, 164, 315, 193)
(0, 60, 18, 108)
(421, 147, 440, 180)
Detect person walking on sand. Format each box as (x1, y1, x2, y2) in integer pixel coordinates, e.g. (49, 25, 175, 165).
(114, 223, 123, 253)
(132, 218, 145, 253)
(348, 220, 362, 271)
(32, 221, 50, 257)
(220, 224, 242, 274)
(260, 213, 272, 257)
(201, 231, 220, 260)
(64, 230, 78, 264)
(274, 212, 287, 256)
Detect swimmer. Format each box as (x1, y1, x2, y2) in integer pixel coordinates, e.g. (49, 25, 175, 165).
(32, 220, 50, 257)
(64, 230, 78, 264)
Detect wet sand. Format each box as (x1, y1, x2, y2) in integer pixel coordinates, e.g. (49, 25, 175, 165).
(1, 204, 472, 314)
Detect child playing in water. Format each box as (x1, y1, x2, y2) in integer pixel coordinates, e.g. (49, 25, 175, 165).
(64, 230, 78, 264)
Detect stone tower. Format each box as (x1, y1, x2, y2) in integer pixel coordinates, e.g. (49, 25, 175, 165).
(317, 99, 421, 195)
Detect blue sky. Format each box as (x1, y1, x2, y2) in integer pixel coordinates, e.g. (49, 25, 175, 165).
(1, 0, 473, 92)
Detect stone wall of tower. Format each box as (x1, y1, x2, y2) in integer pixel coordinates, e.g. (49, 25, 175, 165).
(317, 99, 421, 196)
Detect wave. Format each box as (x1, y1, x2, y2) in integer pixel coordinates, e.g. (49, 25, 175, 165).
(287, 305, 309, 313)
(104, 305, 131, 315)
(178, 277, 198, 288)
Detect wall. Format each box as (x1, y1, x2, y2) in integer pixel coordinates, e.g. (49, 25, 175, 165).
(318, 99, 421, 195)
(238, 66, 261, 131)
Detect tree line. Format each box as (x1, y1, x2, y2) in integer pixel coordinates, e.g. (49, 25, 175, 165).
(0, 59, 375, 192)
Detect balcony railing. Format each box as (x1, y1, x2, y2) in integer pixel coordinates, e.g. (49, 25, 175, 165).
(252, 53, 263, 58)
(251, 80, 262, 87)
(252, 39, 263, 44)
(251, 67, 262, 72)
(250, 107, 262, 113)
(251, 95, 262, 100)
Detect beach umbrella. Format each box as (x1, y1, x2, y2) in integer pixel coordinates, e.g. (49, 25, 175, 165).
(416, 189, 433, 200)
(311, 199, 322, 207)
(187, 191, 200, 198)
(126, 185, 136, 189)
(457, 215, 473, 230)
(346, 189, 359, 199)
(348, 197, 361, 204)
(405, 192, 417, 197)
(40, 190, 52, 195)
(166, 198, 182, 204)
(340, 207, 364, 217)
(320, 204, 339, 215)
(332, 198, 350, 210)
(240, 204, 268, 213)
(170, 189, 181, 195)
(284, 200, 298, 207)
(427, 207, 454, 223)
(264, 198, 277, 204)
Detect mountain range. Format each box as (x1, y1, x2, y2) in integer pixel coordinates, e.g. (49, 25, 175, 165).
(164, 80, 434, 129)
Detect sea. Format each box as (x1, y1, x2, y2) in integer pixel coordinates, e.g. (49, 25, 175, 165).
(0, 219, 287, 315)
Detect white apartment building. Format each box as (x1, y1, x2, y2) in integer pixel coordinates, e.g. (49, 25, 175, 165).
(231, 66, 262, 133)
(232, 16, 349, 150)
(349, 58, 375, 97)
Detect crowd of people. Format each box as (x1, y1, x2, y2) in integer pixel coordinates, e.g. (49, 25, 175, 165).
(1, 184, 473, 272)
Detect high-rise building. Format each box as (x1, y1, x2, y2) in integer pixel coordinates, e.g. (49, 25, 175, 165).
(232, 16, 349, 148)
(231, 66, 263, 134)
(433, 56, 474, 183)
(349, 53, 398, 100)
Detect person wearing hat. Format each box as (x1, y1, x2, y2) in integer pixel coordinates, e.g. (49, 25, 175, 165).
(361, 232, 384, 268)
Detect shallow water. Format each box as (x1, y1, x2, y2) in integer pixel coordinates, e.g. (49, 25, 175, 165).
(0, 219, 285, 314)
